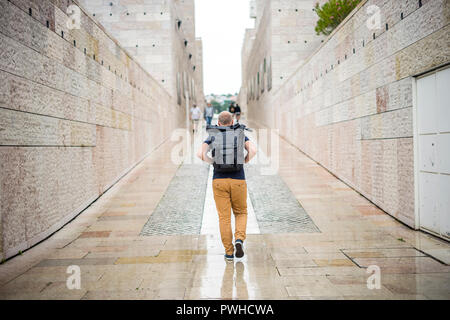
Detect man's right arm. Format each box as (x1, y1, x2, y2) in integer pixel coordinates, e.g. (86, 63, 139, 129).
(197, 143, 214, 164)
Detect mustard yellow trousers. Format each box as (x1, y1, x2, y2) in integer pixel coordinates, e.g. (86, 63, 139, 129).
(212, 179, 248, 256)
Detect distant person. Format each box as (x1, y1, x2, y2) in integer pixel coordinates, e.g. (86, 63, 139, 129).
(234, 104, 242, 123)
(197, 111, 257, 262)
(204, 103, 214, 126)
(229, 102, 236, 115)
(190, 104, 201, 133)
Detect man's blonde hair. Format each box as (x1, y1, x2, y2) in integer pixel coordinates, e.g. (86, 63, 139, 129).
(218, 111, 233, 126)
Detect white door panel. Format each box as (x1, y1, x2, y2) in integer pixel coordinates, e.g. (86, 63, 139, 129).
(436, 68, 450, 133)
(417, 74, 437, 134)
(419, 135, 437, 172)
(419, 172, 440, 232)
(437, 134, 450, 174)
(438, 174, 450, 238)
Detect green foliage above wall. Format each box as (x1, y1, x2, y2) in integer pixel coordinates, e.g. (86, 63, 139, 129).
(210, 100, 226, 114)
(314, 0, 362, 36)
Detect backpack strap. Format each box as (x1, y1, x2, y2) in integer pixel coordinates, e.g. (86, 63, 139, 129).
(206, 124, 249, 131)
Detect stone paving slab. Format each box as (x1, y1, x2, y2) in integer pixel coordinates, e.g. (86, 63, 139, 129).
(98, 215, 150, 221)
(140, 163, 210, 236)
(342, 248, 426, 258)
(35, 258, 117, 267)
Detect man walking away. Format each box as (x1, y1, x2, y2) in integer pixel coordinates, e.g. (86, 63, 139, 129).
(204, 103, 214, 126)
(190, 104, 201, 133)
(197, 111, 257, 261)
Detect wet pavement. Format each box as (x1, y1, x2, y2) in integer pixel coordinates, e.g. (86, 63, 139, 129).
(0, 121, 449, 300)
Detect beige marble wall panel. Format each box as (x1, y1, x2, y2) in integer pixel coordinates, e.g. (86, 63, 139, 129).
(0, 71, 95, 124)
(0, 147, 97, 258)
(0, 108, 96, 147)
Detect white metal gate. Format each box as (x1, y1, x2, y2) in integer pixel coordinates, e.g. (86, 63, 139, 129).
(416, 67, 450, 240)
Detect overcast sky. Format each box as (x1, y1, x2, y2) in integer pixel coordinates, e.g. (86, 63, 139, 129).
(195, 0, 254, 95)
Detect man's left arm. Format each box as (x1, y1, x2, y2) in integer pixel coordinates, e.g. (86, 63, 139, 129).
(245, 140, 257, 164)
(197, 143, 214, 164)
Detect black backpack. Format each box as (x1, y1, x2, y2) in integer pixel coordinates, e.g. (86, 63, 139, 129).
(206, 124, 249, 173)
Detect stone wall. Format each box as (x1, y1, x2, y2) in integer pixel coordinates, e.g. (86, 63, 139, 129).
(0, 0, 185, 259)
(244, 1, 272, 103)
(271, 0, 326, 90)
(195, 38, 205, 107)
(77, 0, 174, 94)
(244, 0, 450, 228)
(238, 28, 255, 113)
(241, 0, 326, 106)
(77, 0, 204, 108)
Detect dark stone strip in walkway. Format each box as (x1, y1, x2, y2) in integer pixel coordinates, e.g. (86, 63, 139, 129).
(245, 165, 320, 234)
(140, 163, 210, 236)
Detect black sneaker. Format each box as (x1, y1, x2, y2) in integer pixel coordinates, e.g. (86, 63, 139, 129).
(224, 254, 234, 262)
(235, 240, 244, 258)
